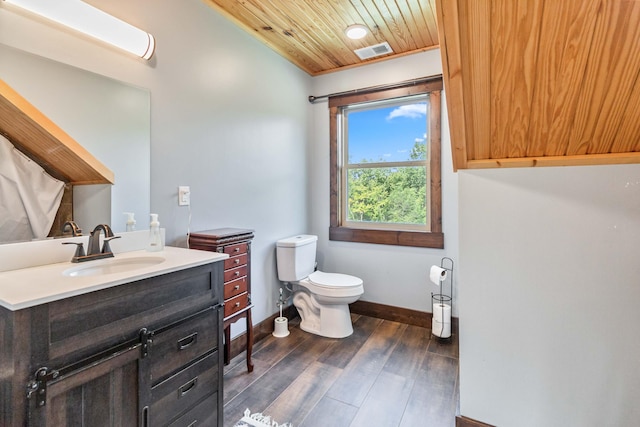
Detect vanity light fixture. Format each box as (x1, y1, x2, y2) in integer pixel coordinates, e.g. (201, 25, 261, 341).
(345, 24, 368, 40)
(2, 0, 156, 60)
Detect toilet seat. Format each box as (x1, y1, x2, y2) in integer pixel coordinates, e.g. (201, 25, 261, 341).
(308, 271, 363, 288)
(298, 271, 364, 298)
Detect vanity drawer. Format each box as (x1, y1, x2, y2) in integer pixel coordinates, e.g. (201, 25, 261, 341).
(149, 351, 219, 426)
(149, 308, 219, 384)
(224, 265, 247, 283)
(223, 242, 248, 256)
(224, 293, 249, 318)
(45, 262, 222, 365)
(167, 391, 218, 427)
(224, 253, 247, 270)
(224, 276, 247, 300)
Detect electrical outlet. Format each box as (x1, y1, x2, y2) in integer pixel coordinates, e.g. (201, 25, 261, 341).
(178, 186, 190, 206)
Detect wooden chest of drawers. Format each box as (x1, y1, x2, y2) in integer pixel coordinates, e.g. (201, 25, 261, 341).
(189, 228, 255, 372)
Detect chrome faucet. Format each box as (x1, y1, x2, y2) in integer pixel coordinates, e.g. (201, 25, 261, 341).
(62, 224, 120, 263)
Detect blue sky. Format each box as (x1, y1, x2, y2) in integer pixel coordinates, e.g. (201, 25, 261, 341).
(347, 102, 427, 163)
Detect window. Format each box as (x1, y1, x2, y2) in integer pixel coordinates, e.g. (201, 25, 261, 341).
(329, 77, 443, 248)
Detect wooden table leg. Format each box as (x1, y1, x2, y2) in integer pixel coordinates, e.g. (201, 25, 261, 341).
(246, 309, 254, 373)
(224, 324, 231, 365)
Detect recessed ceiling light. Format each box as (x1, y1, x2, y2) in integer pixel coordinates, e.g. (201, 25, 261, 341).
(345, 24, 368, 40)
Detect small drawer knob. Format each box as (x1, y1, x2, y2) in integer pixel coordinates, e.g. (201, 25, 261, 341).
(234, 259, 240, 264)
(235, 271, 240, 276)
(234, 247, 240, 252)
(234, 285, 240, 290)
(235, 302, 241, 307)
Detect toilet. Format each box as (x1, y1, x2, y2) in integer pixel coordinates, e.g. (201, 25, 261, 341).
(276, 235, 364, 338)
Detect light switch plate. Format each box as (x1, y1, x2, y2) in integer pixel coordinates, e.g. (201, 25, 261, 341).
(178, 186, 190, 206)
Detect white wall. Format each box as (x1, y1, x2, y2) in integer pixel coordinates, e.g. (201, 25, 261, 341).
(310, 50, 459, 315)
(0, 0, 312, 333)
(458, 165, 640, 426)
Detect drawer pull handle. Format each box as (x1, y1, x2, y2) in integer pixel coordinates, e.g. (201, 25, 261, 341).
(234, 247, 240, 252)
(235, 271, 240, 276)
(235, 302, 241, 307)
(234, 258, 240, 264)
(234, 284, 240, 290)
(178, 377, 198, 398)
(177, 332, 198, 350)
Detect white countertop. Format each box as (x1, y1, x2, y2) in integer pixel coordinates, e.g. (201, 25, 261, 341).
(0, 246, 227, 311)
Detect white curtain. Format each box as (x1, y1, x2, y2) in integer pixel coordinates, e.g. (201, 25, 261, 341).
(0, 134, 64, 242)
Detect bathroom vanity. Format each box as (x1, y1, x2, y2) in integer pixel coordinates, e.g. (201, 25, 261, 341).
(0, 247, 226, 426)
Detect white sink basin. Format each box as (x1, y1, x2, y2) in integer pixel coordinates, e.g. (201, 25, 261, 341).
(63, 256, 166, 277)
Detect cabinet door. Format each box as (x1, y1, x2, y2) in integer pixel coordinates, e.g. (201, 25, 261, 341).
(29, 346, 141, 427)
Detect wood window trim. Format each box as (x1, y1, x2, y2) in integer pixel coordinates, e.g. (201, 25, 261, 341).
(329, 77, 444, 249)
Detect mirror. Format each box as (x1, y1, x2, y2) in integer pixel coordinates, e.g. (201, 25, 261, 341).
(0, 43, 150, 243)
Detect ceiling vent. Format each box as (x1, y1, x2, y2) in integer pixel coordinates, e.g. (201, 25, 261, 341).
(354, 42, 393, 60)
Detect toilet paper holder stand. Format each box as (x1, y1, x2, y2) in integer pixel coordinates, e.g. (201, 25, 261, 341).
(431, 257, 453, 341)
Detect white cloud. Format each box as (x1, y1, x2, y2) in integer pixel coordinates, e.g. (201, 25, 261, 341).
(383, 153, 392, 158)
(415, 137, 425, 143)
(386, 103, 427, 120)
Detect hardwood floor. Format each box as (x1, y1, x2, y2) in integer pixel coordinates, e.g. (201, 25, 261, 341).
(223, 314, 459, 427)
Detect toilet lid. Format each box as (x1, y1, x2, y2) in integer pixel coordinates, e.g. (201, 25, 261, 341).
(308, 271, 363, 288)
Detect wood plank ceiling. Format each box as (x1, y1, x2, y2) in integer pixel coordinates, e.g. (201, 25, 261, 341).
(204, 0, 439, 76)
(205, 0, 640, 170)
(437, 0, 640, 170)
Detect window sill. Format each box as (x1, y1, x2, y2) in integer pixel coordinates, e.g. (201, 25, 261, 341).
(329, 226, 444, 249)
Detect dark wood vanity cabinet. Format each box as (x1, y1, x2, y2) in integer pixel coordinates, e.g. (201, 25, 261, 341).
(0, 261, 224, 427)
(189, 228, 255, 373)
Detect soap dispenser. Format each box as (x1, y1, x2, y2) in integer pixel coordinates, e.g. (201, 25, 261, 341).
(147, 213, 163, 252)
(123, 212, 136, 232)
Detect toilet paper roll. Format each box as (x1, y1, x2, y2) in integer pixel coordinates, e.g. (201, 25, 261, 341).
(432, 317, 452, 338)
(432, 303, 451, 323)
(429, 265, 448, 285)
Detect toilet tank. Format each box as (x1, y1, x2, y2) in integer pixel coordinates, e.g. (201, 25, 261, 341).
(276, 235, 318, 282)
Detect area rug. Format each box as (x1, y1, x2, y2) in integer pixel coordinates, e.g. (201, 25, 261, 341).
(233, 408, 292, 427)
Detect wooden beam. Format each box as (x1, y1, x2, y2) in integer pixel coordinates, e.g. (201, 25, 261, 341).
(435, 0, 468, 171)
(0, 79, 114, 185)
(466, 152, 640, 169)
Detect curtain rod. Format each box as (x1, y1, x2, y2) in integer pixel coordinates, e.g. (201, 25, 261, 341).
(308, 76, 439, 104)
